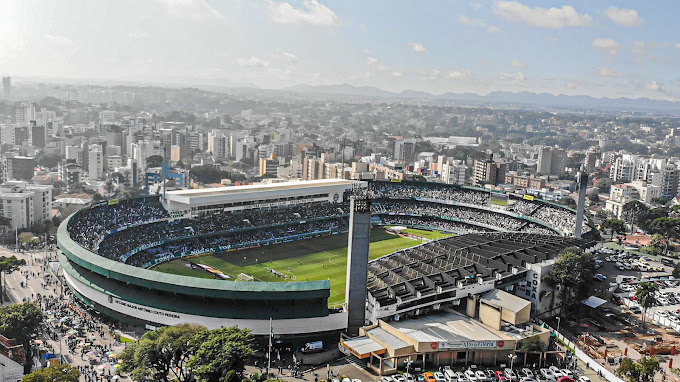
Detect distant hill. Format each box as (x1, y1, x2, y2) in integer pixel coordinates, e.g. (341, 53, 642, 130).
(282, 83, 680, 113)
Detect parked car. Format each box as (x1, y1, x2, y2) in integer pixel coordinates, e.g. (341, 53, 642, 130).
(559, 370, 574, 379)
(540, 369, 556, 381)
(577, 377, 591, 382)
(404, 374, 416, 382)
(423, 373, 437, 382)
(464, 370, 478, 382)
(434, 372, 447, 382)
(381, 377, 394, 382)
(503, 369, 518, 381)
(475, 370, 489, 382)
(548, 366, 564, 378)
(443, 370, 457, 382)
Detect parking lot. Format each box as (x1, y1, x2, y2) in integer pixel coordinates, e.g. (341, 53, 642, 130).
(552, 243, 680, 378)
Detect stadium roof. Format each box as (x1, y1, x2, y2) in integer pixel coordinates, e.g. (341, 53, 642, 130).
(367, 232, 589, 307)
(167, 179, 357, 198)
(164, 179, 363, 210)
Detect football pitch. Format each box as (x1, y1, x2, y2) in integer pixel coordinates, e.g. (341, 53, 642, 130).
(153, 227, 451, 305)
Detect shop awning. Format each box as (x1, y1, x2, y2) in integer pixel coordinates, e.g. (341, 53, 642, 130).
(582, 296, 607, 309)
(340, 337, 386, 359)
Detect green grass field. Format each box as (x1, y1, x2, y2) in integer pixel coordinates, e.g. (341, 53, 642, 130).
(153, 227, 423, 305)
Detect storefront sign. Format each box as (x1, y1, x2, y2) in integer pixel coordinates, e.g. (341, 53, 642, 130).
(438, 341, 498, 350)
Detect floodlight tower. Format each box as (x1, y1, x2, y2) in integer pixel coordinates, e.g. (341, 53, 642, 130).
(345, 187, 372, 335)
(575, 169, 588, 238)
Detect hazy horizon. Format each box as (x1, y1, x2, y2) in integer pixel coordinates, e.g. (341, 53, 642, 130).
(2, 1, 679, 101)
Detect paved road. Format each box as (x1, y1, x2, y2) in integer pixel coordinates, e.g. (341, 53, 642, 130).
(1, 246, 131, 382)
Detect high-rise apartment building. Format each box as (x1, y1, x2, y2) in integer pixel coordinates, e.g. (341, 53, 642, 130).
(393, 138, 416, 164)
(537, 147, 565, 176)
(474, 155, 506, 186)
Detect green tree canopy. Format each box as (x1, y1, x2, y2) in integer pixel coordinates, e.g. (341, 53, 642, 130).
(616, 356, 660, 382)
(635, 282, 657, 326)
(146, 155, 164, 169)
(0, 303, 43, 373)
(544, 247, 597, 309)
(187, 326, 255, 382)
(557, 197, 577, 209)
(22, 364, 79, 382)
(600, 219, 626, 237)
(36, 153, 63, 169)
(596, 178, 614, 193)
(120, 323, 205, 382)
(649, 217, 680, 239)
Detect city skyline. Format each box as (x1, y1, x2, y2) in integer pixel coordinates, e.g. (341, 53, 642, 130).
(1, 0, 679, 101)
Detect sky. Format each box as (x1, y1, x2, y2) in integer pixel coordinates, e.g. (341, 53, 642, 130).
(1, 0, 679, 100)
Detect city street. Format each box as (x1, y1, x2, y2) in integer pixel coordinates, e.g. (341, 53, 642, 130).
(1, 246, 131, 382)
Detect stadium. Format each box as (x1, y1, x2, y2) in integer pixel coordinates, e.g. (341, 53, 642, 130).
(57, 179, 596, 342)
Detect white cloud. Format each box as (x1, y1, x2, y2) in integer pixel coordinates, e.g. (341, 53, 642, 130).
(495, 1, 592, 29)
(487, 25, 500, 33)
(268, 0, 340, 26)
(459, 15, 485, 27)
(366, 56, 388, 72)
(567, 82, 577, 89)
(500, 71, 526, 84)
(592, 38, 619, 55)
(632, 41, 645, 54)
(237, 56, 269, 67)
(409, 42, 427, 54)
(675, 43, 680, 50)
(281, 52, 298, 62)
(605, 7, 643, 27)
(392, 71, 404, 77)
(362, 49, 371, 55)
(445, 70, 472, 79)
(596, 67, 619, 77)
(646, 81, 663, 92)
(510, 59, 526, 68)
(156, 0, 223, 20)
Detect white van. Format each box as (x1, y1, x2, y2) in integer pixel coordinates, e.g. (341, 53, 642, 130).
(444, 369, 457, 382)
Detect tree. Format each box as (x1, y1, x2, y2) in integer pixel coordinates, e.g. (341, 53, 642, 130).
(616, 357, 660, 382)
(622, 201, 649, 233)
(588, 192, 600, 203)
(22, 364, 79, 382)
(646, 234, 669, 257)
(120, 323, 205, 382)
(557, 197, 577, 209)
(635, 282, 657, 326)
(0, 303, 43, 373)
(544, 247, 597, 310)
(649, 217, 680, 240)
(650, 197, 667, 207)
(596, 178, 614, 193)
(518, 335, 545, 352)
(104, 180, 115, 197)
(36, 153, 63, 169)
(187, 326, 255, 382)
(600, 219, 626, 239)
(0, 255, 26, 304)
(146, 155, 164, 169)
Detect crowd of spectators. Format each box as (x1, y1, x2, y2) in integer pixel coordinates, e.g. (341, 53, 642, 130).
(518, 222, 556, 235)
(371, 182, 490, 205)
(508, 200, 540, 216)
(379, 215, 490, 235)
(372, 199, 528, 231)
(531, 204, 591, 236)
(128, 219, 344, 267)
(67, 199, 168, 250)
(98, 202, 347, 261)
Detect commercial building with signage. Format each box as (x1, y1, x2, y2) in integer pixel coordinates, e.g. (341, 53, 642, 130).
(340, 289, 550, 375)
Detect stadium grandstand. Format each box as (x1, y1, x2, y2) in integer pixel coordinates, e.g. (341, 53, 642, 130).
(365, 232, 592, 323)
(58, 179, 596, 338)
